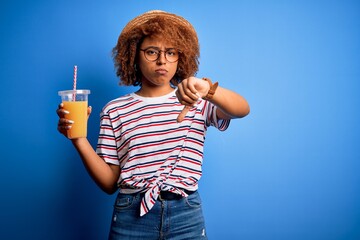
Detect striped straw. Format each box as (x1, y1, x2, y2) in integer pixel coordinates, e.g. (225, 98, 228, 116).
(72, 65, 77, 100)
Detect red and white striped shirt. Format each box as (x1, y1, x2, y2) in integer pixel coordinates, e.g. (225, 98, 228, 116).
(96, 89, 230, 216)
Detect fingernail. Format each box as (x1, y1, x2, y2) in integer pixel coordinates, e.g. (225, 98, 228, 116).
(195, 93, 201, 98)
(67, 120, 74, 124)
(63, 110, 70, 114)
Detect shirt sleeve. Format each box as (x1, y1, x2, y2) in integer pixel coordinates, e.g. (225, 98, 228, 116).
(205, 101, 231, 131)
(96, 109, 120, 165)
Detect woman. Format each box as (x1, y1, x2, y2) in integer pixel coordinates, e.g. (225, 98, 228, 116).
(57, 10, 250, 239)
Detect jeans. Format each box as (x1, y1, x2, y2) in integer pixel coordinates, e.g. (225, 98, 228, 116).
(108, 191, 208, 240)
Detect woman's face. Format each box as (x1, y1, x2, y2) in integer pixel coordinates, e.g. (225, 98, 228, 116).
(138, 35, 178, 88)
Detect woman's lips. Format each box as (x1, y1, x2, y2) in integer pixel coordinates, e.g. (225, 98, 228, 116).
(155, 69, 168, 74)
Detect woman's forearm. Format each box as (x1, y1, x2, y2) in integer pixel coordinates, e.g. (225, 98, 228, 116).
(71, 138, 119, 194)
(210, 86, 250, 119)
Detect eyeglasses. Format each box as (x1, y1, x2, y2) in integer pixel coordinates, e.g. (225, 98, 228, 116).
(140, 47, 180, 63)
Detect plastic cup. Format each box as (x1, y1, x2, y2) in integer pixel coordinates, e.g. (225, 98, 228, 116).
(58, 89, 90, 139)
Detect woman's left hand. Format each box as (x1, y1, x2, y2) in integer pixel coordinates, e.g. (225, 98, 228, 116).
(175, 77, 210, 122)
(176, 77, 209, 105)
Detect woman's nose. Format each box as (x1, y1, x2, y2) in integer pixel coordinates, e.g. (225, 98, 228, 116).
(156, 52, 167, 64)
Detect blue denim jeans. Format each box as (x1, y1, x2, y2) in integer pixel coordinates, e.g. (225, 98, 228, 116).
(108, 191, 208, 240)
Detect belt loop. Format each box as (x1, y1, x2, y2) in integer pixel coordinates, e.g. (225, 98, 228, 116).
(158, 192, 164, 201)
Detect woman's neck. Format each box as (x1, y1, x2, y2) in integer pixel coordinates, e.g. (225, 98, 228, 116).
(136, 84, 174, 97)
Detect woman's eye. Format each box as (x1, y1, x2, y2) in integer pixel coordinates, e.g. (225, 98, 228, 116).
(146, 50, 158, 55)
(167, 50, 177, 56)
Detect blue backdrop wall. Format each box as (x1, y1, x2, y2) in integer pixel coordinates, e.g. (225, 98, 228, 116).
(1, 0, 360, 239)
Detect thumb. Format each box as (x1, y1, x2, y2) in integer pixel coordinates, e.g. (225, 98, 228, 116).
(177, 106, 191, 123)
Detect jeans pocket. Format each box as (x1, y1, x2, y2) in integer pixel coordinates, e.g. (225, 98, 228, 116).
(185, 192, 202, 208)
(114, 193, 136, 210)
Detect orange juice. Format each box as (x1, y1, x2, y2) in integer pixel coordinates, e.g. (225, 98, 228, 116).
(63, 101, 88, 139)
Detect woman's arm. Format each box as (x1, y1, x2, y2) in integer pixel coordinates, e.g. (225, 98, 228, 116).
(176, 77, 250, 121)
(57, 104, 120, 194)
(210, 85, 250, 119)
(72, 138, 120, 194)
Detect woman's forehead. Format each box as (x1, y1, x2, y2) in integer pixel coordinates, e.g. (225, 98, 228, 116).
(141, 35, 174, 47)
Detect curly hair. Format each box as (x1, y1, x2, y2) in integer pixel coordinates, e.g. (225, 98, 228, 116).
(112, 14, 200, 86)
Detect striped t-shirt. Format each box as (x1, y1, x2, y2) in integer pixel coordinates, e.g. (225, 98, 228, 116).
(96, 89, 230, 216)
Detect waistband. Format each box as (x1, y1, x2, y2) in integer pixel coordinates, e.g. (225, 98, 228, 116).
(158, 190, 195, 201)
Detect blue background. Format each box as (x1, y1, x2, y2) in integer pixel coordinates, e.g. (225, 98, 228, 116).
(1, 0, 359, 239)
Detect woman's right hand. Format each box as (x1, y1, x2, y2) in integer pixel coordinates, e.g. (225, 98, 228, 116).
(56, 103, 92, 138)
(56, 103, 73, 138)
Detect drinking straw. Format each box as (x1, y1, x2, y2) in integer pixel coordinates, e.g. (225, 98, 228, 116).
(72, 65, 77, 100)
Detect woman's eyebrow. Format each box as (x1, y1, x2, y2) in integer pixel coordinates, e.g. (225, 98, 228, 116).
(142, 46, 175, 50)
(144, 46, 160, 49)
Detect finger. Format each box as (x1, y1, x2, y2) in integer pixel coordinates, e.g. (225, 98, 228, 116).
(57, 117, 74, 136)
(57, 124, 71, 131)
(57, 104, 69, 117)
(58, 118, 74, 132)
(177, 105, 191, 123)
(186, 77, 199, 96)
(87, 106, 92, 117)
(175, 90, 191, 106)
(183, 79, 200, 101)
(177, 84, 197, 105)
(57, 123, 71, 136)
(58, 118, 74, 125)
(57, 109, 69, 117)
